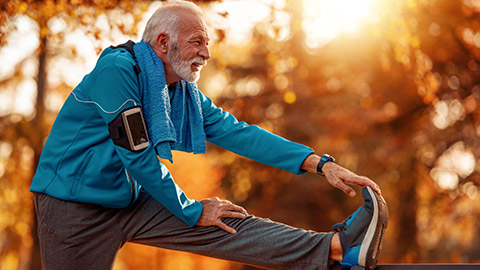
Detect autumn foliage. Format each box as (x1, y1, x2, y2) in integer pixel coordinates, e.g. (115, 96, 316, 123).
(0, 0, 479, 269)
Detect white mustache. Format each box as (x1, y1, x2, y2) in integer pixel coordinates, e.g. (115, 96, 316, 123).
(191, 57, 206, 67)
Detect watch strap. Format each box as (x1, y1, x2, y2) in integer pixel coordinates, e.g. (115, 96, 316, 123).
(316, 154, 335, 176)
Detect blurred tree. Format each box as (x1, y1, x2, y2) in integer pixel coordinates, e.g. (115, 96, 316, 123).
(408, 0, 480, 262)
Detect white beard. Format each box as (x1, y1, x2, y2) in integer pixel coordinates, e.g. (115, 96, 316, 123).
(168, 42, 205, 82)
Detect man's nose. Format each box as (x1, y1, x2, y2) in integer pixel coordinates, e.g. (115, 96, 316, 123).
(199, 44, 210, 61)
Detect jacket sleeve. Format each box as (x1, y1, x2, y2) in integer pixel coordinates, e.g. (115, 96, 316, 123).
(200, 92, 314, 175)
(85, 52, 202, 227)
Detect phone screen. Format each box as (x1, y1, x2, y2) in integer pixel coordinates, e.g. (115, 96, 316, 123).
(126, 112, 148, 146)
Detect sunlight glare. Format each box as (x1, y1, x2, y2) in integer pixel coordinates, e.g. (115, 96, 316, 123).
(208, 0, 285, 44)
(431, 99, 466, 130)
(14, 79, 36, 116)
(302, 0, 378, 48)
(430, 169, 459, 190)
(430, 142, 476, 191)
(0, 15, 38, 80)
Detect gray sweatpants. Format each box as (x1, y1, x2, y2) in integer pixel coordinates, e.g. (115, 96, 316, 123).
(33, 190, 333, 270)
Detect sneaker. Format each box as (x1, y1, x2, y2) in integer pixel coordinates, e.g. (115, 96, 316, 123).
(332, 186, 389, 270)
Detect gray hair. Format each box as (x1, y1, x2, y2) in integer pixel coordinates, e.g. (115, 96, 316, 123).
(142, 0, 204, 45)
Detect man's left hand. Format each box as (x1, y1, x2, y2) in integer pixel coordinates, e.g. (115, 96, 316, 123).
(196, 197, 248, 234)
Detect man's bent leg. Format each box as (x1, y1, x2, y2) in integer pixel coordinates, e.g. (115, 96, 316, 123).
(34, 193, 124, 270)
(119, 191, 334, 270)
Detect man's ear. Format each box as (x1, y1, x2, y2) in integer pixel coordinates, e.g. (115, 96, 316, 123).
(155, 33, 169, 54)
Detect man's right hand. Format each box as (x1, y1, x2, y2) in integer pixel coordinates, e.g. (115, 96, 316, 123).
(301, 154, 381, 197)
(196, 197, 248, 234)
(322, 161, 381, 197)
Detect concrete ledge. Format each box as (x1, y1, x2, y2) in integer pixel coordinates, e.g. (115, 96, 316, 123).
(331, 264, 480, 270)
(376, 264, 480, 270)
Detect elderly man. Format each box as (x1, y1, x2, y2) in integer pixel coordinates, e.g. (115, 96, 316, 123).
(30, 1, 388, 269)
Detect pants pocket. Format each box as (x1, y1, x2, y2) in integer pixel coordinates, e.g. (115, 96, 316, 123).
(34, 193, 55, 232)
(33, 193, 57, 267)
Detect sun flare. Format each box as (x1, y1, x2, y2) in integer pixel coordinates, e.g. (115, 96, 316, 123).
(302, 0, 378, 48)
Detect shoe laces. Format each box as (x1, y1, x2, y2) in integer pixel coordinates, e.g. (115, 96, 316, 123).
(332, 207, 363, 232)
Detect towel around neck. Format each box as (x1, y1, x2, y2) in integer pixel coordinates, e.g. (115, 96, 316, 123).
(133, 40, 206, 162)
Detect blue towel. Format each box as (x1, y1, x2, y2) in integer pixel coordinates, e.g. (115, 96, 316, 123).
(133, 40, 206, 162)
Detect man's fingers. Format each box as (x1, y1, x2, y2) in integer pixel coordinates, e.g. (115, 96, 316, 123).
(214, 210, 245, 233)
(328, 175, 356, 197)
(197, 197, 248, 234)
(367, 178, 381, 194)
(225, 204, 248, 215)
(216, 220, 237, 234)
(217, 206, 247, 233)
(347, 175, 382, 195)
(337, 181, 356, 197)
(218, 199, 248, 215)
(222, 211, 247, 219)
(323, 163, 382, 196)
(369, 182, 381, 195)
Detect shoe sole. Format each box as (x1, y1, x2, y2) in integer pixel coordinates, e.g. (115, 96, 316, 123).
(358, 186, 389, 270)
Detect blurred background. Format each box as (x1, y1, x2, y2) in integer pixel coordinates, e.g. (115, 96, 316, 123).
(1, 0, 480, 269)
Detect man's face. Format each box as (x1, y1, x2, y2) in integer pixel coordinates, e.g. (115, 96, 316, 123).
(168, 12, 210, 82)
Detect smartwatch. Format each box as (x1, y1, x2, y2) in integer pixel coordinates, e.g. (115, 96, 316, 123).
(316, 154, 335, 176)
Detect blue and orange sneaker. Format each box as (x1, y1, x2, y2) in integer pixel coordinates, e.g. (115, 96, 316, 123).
(332, 186, 389, 270)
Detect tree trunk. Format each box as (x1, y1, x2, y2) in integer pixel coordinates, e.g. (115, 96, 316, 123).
(29, 34, 47, 270)
(394, 155, 419, 262)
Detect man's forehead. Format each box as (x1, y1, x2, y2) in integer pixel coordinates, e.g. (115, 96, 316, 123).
(176, 11, 209, 37)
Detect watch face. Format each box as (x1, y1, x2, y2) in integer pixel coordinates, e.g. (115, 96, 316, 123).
(323, 154, 335, 162)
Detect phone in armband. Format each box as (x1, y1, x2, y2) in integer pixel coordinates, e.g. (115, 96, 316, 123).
(108, 106, 150, 152)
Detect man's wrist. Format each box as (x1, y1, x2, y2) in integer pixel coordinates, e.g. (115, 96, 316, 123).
(316, 154, 335, 176)
(301, 154, 320, 173)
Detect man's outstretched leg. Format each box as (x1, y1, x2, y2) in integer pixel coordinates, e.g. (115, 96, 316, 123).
(119, 186, 388, 270)
(34, 186, 387, 270)
(120, 190, 334, 270)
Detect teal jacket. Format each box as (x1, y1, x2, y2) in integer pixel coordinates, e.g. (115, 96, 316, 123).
(30, 46, 314, 227)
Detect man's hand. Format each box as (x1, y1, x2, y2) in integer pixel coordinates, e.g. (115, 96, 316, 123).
(322, 161, 381, 197)
(196, 197, 248, 234)
(301, 154, 381, 197)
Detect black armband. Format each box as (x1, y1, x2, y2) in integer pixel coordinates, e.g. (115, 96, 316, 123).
(108, 106, 150, 152)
